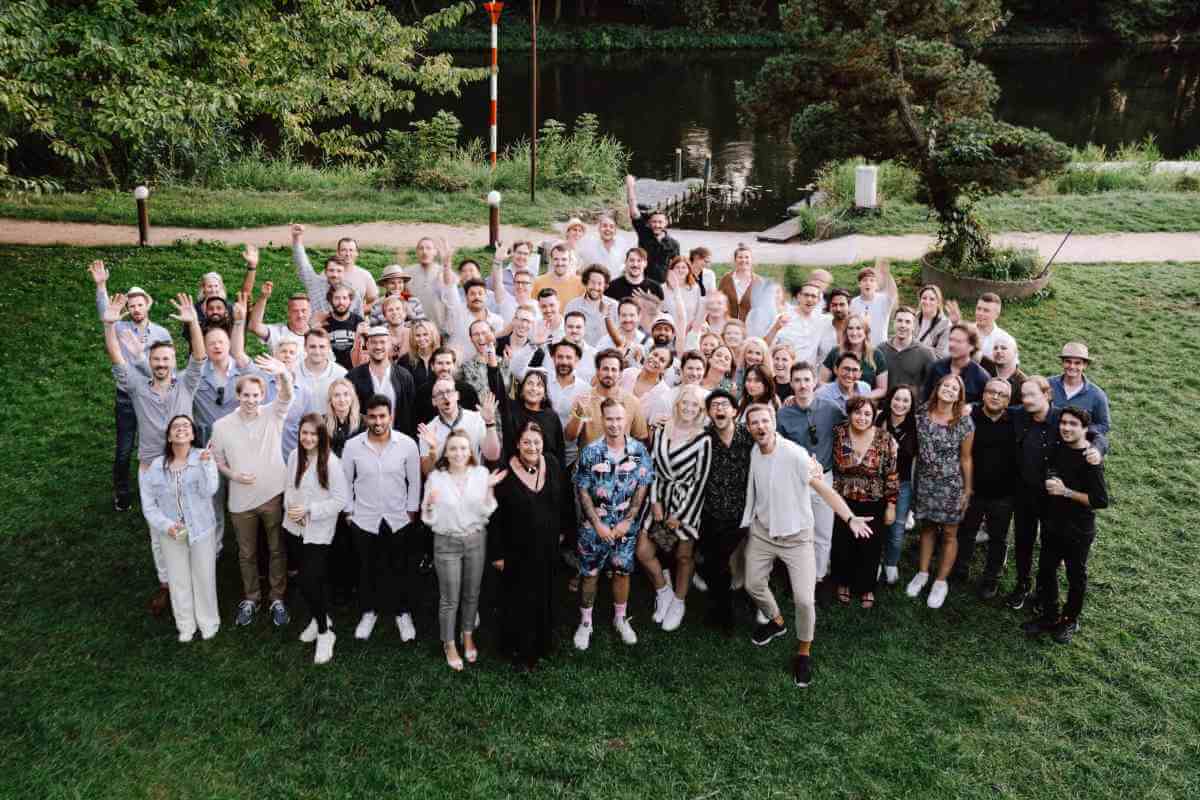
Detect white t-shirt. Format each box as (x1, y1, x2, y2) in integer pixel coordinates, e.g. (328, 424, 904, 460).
(976, 324, 1010, 362)
(751, 448, 775, 528)
(261, 322, 306, 352)
(774, 309, 834, 367)
(418, 408, 489, 462)
(850, 293, 894, 347)
(296, 359, 347, 409)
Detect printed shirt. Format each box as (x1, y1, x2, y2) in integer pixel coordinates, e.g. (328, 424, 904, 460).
(574, 437, 654, 532)
(703, 422, 755, 522)
(831, 423, 900, 504)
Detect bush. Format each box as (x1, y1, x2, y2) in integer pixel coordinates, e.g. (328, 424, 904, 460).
(1175, 174, 1200, 192)
(930, 246, 1041, 282)
(814, 158, 921, 208)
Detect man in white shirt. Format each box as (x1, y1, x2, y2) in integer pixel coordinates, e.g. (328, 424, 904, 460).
(742, 404, 870, 688)
(769, 282, 834, 367)
(295, 328, 346, 408)
(209, 356, 294, 628)
(416, 378, 502, 475)
(248, 282, 309, 353)
(565, 265, 619, 346)
(340, 395, 422, 642)
(849, 259, 897, 346)
(595, 298, 646, 368)
(947, 291, 1009, 362)
(576, 214, 630, 280)
(444, 276, 504, 359)
(407, 236, 453, 333)
(546, 340, 589, 469)
(562, 311, 598, 383)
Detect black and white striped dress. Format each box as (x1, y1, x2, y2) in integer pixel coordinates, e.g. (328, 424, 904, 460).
(650, 425, 714, 541)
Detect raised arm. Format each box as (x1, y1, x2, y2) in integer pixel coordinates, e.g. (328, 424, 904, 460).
(878, 258, 898, 300)
(625, 174, 641, 220)
(102, 293, 129, 365)
(249, 280, 273, 341)
(291, 223, 319, 283)
(168, 293, 205, 360)
(479, 392, 502, 463)
(231, 292, 250, 367)
(89, 260, 111, 319)
(240, 245, 258, 300)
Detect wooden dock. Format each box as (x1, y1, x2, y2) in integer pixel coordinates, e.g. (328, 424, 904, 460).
(634, 178, 703, 216)
(756, 216, 805, 244)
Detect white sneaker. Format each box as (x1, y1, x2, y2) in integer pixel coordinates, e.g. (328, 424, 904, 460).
(927, 580, 949, 609)
(573, 622, 592, 651)
(905, 572, 929, 598)
(975, 531, 990, 544)
(884, 565, 899, 585)
(397, 613, 416, 642)
(692, 573, 708, 592)
(755, 608, 769, 625)
(315, 630, 336, 665)
(652, 587, 673, 624)
(614, 616, 638, 645)
(299, 619, 318, 643)
(178, 630, 195, 643)
(905, 511, 915, 531)
(662, 598, 685, 632)
(355, 611, 377, 640)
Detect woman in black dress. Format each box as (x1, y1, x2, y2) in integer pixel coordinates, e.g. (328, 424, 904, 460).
(324, 378, 364, 606)
(503, 369, 566, 467)
(489, 420, 573, 671)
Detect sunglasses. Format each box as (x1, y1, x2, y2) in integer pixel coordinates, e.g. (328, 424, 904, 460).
(809, 424, 819, 445)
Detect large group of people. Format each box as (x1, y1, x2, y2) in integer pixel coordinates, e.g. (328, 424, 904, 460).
(92, 176, 1112, 686)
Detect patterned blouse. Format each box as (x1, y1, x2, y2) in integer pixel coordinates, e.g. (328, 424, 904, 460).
(650, 425, 714, 540)
(831, 423, 900, 504)
(703, 422, 755, 522)
(573, 437, 655, 534)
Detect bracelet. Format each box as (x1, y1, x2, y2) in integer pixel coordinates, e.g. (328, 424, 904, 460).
(486, 422, 497, 429)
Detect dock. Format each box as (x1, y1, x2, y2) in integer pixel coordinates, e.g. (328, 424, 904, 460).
(634, 178, 703, 216)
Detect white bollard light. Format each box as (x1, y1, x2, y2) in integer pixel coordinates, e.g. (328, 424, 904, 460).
(855, 165, 878, 209)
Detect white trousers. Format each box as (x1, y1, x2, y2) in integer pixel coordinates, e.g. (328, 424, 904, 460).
(160, 531, 220, 638)
(811, 470, 835, 579)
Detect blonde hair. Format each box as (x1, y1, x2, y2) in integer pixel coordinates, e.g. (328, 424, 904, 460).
(324, 378, 361, 431)
(670, 384, 709, 429)
(409, 319, 441, 358)
(740, 336, 772, 378)
(195, 272, 228, 302)
(840, 314, 876, 369)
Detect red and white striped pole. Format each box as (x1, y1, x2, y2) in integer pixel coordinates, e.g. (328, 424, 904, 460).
(483, 2, 504, 169)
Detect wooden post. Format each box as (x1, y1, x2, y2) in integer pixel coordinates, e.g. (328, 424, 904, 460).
(134, 185, 150, 246)
(488, 191, 501, 247)
(674, 148, 683, 182)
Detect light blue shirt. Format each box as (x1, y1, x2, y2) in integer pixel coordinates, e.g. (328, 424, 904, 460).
(814, 380, 872, 413)
(192, 359, 276, 446)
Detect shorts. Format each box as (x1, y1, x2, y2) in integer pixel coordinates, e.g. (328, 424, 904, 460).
(577, 525, 637, 577)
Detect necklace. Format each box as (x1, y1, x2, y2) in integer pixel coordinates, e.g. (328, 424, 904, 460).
(520, 458, 539, 475)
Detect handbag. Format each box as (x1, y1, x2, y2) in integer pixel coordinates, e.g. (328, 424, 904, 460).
(648, 518, 678, 553)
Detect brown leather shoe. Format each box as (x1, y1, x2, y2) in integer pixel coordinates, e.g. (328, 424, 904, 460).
(148, 585, 170, 616)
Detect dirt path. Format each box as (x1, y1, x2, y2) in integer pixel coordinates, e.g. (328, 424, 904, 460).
(2, 218, 1198, 264)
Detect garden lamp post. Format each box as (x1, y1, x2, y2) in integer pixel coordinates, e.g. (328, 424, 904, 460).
(488, 191, 502, 247)
(530, 0, 541, 202)
(133, 185, 150, 246)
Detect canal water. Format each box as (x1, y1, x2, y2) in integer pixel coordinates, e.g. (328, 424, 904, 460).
(404, 47, 1200, 231)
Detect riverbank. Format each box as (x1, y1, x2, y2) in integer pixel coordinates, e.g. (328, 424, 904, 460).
(429, 21, 1200, 51)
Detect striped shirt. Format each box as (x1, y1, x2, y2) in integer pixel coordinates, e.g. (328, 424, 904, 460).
(649, 425, 713, 540)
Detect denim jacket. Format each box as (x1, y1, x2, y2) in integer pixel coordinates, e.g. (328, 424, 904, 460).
(139, 451, 220, 544)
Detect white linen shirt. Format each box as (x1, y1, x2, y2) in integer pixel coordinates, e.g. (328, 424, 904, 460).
(420, 467, 498, 536)
(340, 430, 421, 533)
(741, 437, 816, 539)
(283, 451, 350, 544)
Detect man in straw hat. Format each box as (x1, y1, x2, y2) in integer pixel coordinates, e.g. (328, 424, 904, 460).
(1049, 342, 1111, 436)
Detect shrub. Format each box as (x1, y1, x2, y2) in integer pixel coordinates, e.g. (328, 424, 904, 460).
(1175, 174, 1200, 191)
(814, 158, 921, 208)
(930, 246, 1041, 282)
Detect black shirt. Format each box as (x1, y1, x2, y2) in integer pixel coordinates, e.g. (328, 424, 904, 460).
(606, 276, 664, 304)
(876, 411, 918, 483)
(325, 312, 364, 371)
(703, 423, 755, 522)
(632, 216, 681, 284)
(924, 357, 992, 405)
(1045, 445, 1109, 537)
(968, 406, 1018, 498)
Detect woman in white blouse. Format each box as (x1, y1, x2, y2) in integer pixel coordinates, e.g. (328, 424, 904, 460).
(139, 415, 220, 643)
(284, 414, 350, 665)
(662, 255, 703, 348)
(421, 430, 507, 671)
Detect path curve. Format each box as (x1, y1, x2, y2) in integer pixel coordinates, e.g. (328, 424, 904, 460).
(2, 218, 1198, 264)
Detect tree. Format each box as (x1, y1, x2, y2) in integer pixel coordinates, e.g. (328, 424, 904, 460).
(739, 0, 1070, 272)
(0, 0, 485, 186)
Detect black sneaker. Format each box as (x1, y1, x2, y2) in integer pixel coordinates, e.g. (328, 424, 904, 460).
(978, 576, 1001, 600)
(792, 654, 812, 688)
(751, 618, 787, 647)
(1052, 619, 1079, 644)
(113, 494, 132, 512)
(1005, 584, 1030, 611)
(1020, 617, 1056, 637)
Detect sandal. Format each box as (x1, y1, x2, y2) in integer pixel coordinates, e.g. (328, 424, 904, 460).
(837, 587, 851, 606)
(444, 645, 464, 672)
(861, 594, 876, 610)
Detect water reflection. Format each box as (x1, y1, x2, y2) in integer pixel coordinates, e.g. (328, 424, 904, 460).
(399, 47, 1200, 230)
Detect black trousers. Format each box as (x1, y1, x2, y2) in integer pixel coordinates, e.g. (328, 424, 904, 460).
(699, 515, 747, 625)
(1036, 528, 1093, 622)
(954, 493, 1014, 579)
(831, 498, 887, 595)
(354, 519, 420, 617)
(301, 543, 331, 633)
(329, 513, 358, 601)
(113, 391, 137, 502)
(1012, 488, 1048, 587)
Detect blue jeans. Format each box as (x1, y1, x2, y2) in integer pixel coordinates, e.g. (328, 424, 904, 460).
(884, 481, 913, 567)
(113, 391, 138, 501)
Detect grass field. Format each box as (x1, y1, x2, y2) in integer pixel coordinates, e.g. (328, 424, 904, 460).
(2, 244, 1198, 799)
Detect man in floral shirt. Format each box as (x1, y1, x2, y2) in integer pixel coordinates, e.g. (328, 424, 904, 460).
(572, 399, 655, 652)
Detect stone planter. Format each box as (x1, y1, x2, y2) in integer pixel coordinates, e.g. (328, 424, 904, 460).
(920, 254, 1053, 300)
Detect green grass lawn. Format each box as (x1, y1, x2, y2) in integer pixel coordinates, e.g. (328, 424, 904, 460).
(2, 244, 1198, 799)
(0, 184, 620, 232)
(843, 192, 1200, 235)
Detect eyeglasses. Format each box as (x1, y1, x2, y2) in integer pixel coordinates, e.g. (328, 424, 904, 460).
(808, 424, 819, 445)
(984, 389, 1010, 398)
(432, 390, 456, 400)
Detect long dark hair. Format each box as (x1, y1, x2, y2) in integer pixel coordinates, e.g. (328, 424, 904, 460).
(880, 384, 918, 425)
(738, 364, 777, 414)
(295, 413, 331, 490)
(517, 369, 550, 411)
(162, 414, 196, 468)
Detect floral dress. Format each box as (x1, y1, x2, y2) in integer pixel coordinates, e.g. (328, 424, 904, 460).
(914, 408, 975, 524)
